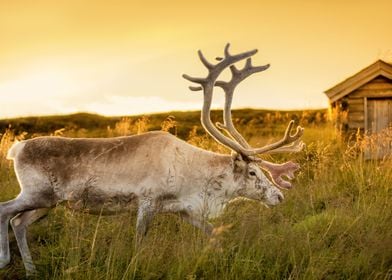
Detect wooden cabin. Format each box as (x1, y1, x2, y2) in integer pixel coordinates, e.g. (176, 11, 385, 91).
(325, 60, 392, 158)
(325, 60, 392, 134)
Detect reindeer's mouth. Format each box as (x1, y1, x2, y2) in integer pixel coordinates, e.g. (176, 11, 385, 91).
(262, 192, 284, 207)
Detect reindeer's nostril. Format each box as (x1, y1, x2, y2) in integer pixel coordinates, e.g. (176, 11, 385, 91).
(277, 193, 284, 202)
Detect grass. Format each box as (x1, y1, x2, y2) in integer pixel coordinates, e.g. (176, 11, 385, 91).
(0, 110, 391, 279)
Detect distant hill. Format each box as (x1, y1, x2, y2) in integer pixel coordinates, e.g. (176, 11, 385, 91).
(0, 109, 328, 139)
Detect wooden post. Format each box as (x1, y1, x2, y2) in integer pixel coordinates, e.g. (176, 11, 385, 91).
(364, 97, 368, 134)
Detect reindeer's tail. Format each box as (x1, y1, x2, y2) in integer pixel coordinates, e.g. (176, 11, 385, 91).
(6, 140, 24, 160)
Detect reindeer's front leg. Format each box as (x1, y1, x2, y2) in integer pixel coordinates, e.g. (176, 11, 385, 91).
(135, 198, 156, 245)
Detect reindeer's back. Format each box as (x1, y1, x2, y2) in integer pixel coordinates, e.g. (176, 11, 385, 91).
(9, 132, 181, 193)
(10, 131, 173, 163)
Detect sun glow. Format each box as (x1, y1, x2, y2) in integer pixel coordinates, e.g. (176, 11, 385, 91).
(0, 0, 391, 118)
(0, 64, 83, 117)
(1, 70, 73, 99)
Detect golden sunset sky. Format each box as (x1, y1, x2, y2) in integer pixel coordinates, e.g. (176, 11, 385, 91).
(1, 0, 391, 118)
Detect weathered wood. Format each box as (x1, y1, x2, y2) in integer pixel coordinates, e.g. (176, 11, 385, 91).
(358, 83, 392, 90)
(365, 98, 392, 159)
(347, 98, 364, 105)
(348, 112, 364, 122)
(348, 104, 364, 112)
(364, 98, 368, 132)
(358, 78, 392, 90)
(347, 106, 362, 112)
(348, 98, 364, 126)
(372, 77, 391, 82)
(367, 98, 392, 134)
(350, 89, 392, 98)
(348, 111, 364, 119)
(367, 99, 375, 132)
(348, 120, 364, 129)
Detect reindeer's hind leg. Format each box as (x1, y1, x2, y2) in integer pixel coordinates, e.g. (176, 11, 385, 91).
(0, 197, 34, 268)
(0, 191, 53, 270)
(11, 208, 49, 275)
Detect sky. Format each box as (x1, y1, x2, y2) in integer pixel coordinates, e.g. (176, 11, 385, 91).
(0, 0, 392, 118)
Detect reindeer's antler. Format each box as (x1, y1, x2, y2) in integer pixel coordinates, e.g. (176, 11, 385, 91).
(183, 44, 305, 188)
(183, 44, 258, 154)
(183, 44, 304, 157)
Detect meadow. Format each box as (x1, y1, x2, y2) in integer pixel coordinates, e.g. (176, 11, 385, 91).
(0, 109, 391, 279)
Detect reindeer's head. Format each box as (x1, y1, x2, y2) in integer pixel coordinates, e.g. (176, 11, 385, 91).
(183, 43, 304, 206)
(233, 154, 284, 206)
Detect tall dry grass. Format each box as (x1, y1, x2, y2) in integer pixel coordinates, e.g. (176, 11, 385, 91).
(0, 116, 390, 279)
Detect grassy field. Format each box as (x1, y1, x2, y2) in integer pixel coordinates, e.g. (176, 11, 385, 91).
(0, 110, 391, 279)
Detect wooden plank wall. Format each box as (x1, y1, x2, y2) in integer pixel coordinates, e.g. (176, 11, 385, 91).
(367, 99, 392, 133)
(347, 76, 392, 130)
(347, 97, 364, 129)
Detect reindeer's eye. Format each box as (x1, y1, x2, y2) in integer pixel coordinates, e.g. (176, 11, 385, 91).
(249, 171, 256, 176)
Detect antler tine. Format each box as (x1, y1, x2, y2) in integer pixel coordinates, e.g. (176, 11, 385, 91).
(189, 86, 203, 91)
(253, 160, 301, 189)
(216, 58, 270, 91)
(224, 43, 231, 58)
(240, 121, 304, 156)
(198, 50, 214, 70)
(182, 74, 206, 85)
(282, 120, 305, 145)
(265, 139, 305, 154)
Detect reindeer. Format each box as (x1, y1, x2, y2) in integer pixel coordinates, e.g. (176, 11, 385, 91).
(1, 44, 304, 276)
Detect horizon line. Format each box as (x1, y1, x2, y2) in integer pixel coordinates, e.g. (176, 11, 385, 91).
(0, 107, 329, 121)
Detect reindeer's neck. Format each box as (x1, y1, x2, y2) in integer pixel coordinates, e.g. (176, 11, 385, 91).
(195, 153, 244, 218)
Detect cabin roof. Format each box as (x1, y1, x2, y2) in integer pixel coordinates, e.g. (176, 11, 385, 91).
(325, 60, 392, 103)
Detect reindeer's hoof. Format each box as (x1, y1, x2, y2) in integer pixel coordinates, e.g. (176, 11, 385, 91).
(25, 263, 37, 277)
(25, 268, 37, 277)
(0, 258, 10, 269)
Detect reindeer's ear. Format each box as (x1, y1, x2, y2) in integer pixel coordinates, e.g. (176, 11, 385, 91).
(231, 151, 242, 161)
(232, 152, 247, 172)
